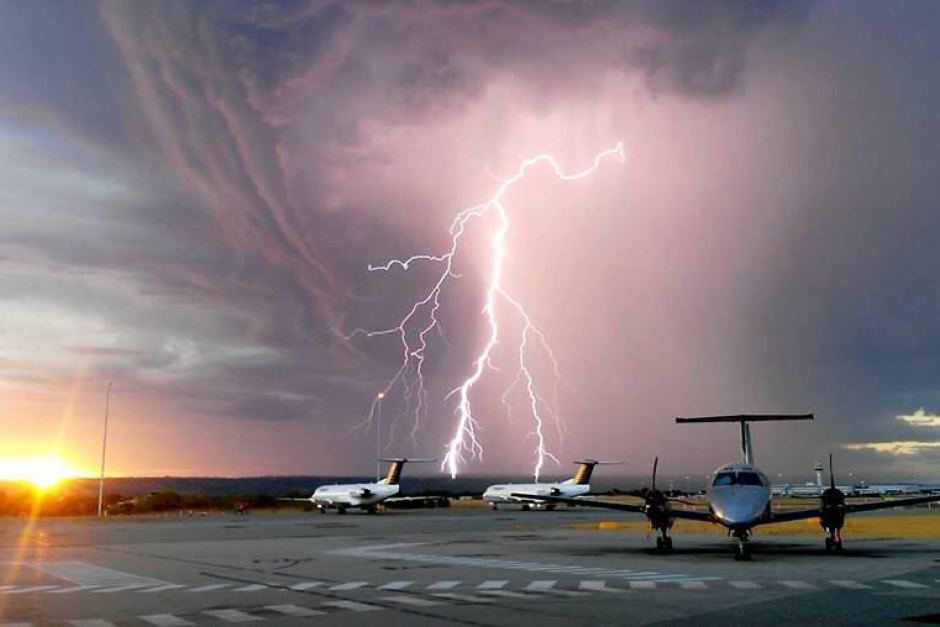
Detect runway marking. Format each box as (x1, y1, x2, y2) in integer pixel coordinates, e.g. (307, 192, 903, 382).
(322, 600, 382, 612)
(202, 609, 262, 623)
(232, 584, 268, 592)
(426, 580, 461, 590)
(431, 592, 494, 604)
(186, 583, 230, 592)
(882, 579, 929, 589)
(3, 585, 59, 594)
(542, 588, 590, 597)
(138, 584, 187, 593)
(628, 581, 656, 590)
(729, 581, 762, 590)
(677, 580, 708, 590)
(69, 621, 117, 627)
(477, 580, 509, 589)
(47, 586, 102, 594)
(265, 604, 326, 617)
(379, 595, 445, 607)
(21, 561, 166, 588)
(139, 614, 195, 626)
(329, 581, 368, 591)
(378, 581, 414, 590)
(478, 590, 541, 600)
(579, 580, 622, 593)
(328, 543, 703, 582)
(524, 580, 557, 591)
(289, 581, 324, 591)
(779, 580, 818, 590)
(831, 580, 872, 590)
(92, 584, 151, 593)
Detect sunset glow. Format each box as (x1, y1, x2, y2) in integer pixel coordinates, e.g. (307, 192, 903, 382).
(0, 456, 83, 490)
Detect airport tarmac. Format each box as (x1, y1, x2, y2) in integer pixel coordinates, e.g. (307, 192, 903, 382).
(2, 508, 940, 626)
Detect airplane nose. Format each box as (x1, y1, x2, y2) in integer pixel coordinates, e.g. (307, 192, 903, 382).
(711, 491, 767, 526)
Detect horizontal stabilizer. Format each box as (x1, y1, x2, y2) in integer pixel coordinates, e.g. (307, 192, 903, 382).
(675, 414, 814, 423)
(572, 460, 623, 465)
(377, 457, 437, 463)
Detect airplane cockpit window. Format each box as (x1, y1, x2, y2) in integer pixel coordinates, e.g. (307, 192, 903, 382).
(712, 472, 765, 487)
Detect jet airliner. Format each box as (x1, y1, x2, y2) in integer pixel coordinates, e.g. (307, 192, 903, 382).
(483, 460, 620, 510)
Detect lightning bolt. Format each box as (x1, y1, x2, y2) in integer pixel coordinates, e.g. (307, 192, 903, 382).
(350, 143, 626, 480)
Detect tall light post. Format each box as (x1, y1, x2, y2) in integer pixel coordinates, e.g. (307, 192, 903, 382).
(375, 392, 384, 481)
(97, 381, 113, 518)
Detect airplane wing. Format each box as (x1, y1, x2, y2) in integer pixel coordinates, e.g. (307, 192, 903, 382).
(510, 493, 714, 521)
(764, 493, 940, 524)
(277, 497, 312, 502)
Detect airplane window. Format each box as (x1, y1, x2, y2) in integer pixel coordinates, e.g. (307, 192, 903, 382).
(737, 472, 764, 486)
(712, 473, 734, 486)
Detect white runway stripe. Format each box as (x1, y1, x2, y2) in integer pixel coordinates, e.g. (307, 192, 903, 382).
(677, 581, 708, 590)
(232, 584, 267, 592)
(378, 581, 414, 590)
(477, 580, 508, 590)
(4, 586, 59, 594)
(23, 561, 166, 588)
(524, 580, 557, 591)
(289, 581, 324, 591)
(139, 614, 194, 626)
(202, 609, 262, 623)
(779, 580, 818, 590)
(426, 580, 461, 590)
(379, 595, 444, 607)
(431, 592, 494, 603)
(478, 590, 541, 599)
(629, 581, 657, 590)
(47, 586, 101, 594)
(139, 585, 187, 593)
(882, 580, 929, 589)
(92, 584, 150, 593)
(579, 581, 621, 593)
(329, 581, 368, 591)
(542, 589, 590, 597)
(265, 604, 326, 617)
(729, 581, 762, 590)
(831, 580, 872, 590)
(322, 600, 382, 612)
(186, 584, 230, 592)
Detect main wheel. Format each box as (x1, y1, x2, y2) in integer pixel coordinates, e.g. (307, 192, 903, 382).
(545, 503, 556, 512)
(824, 537, 834, 552)
(337, 506, 347, 515)
(521, 503, 531, 511)
(664, 537, 673, 551)
(490, 502, 498, 511)
(656, 537, 664, 550)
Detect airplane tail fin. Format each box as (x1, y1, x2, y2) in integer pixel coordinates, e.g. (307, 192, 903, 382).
(377, 458, 436, 485)
(563, 460, 622, 485)
(675, 414, 814, 465)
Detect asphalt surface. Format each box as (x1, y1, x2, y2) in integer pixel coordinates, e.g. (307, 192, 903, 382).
(2, 507, 940, 626)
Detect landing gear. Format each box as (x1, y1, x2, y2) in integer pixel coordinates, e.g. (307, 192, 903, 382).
(824, 528, 843, 552)
(545, 503, 557, 512)
(732, 530, 751, 561)
(337, 505, 347, 515)
(366, 504, 377, 514)
(655, 528, 673, 552)
(317, 505, 327, 514)
(490, 502, 499, 511)
(521, 503, 531, 511)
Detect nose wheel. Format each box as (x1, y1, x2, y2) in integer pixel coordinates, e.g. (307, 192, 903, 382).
(655, 528, 673, 552)
(732, 530, 751, 561)
(824, 528, 843, 552)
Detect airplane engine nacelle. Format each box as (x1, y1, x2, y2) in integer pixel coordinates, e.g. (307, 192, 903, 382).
(358, 488, 373, 498)
(819, 487, 846, 531)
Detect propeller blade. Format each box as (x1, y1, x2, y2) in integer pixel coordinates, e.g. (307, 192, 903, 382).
(829, 452, 836, 490)
(652, 456, 659, 491)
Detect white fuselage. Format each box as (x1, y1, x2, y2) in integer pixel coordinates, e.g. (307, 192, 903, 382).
(706, 463, 771, 529)
(312, 482, 399, 509)
(484, 482, 589, 505)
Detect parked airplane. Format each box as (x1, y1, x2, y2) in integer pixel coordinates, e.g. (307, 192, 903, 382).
(287, 458, 435, 514)
(483, 460, 620, 510)
(515, 414, 940, 559)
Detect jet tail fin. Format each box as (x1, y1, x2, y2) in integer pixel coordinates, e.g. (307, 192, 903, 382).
(377, 458, 436, 485)
(562, 459, 622, 485)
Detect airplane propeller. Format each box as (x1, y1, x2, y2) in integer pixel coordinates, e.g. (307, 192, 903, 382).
(819, 452, 846, 551)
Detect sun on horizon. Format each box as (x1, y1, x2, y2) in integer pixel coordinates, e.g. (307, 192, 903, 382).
(0, 455, 85, 490)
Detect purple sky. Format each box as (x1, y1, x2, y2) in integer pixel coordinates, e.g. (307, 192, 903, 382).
(2, 1, 940, 480)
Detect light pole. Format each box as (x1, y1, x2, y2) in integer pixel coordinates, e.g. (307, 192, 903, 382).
(97, 381, 113, 518)
(375, 392, 384, 481)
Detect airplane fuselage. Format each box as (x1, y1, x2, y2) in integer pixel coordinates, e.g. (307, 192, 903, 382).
(312, 482, 399, 509)
(484, 482, 589, 506)
(706, 463, 771, 530)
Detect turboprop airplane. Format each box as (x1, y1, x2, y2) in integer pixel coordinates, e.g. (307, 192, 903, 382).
(515, 414, 940, 559)
(289, 458, 435, 514)
(483, 460, 621, 510)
